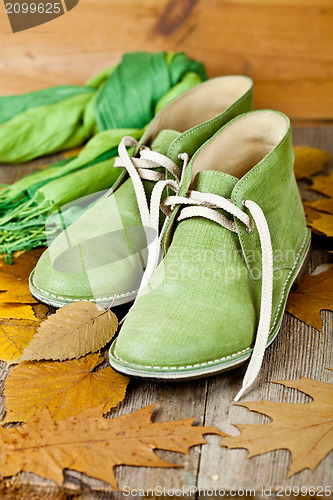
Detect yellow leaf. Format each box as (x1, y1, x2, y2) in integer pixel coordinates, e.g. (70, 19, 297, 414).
(0, 303, 37, 321)
(293, 146, 331, 180)
(286, 266, 333, 330)
(0, 248, 44, 278)
(0, 281, 36, 303)
(304, 203, 333, 237)
(0, 249, 44, 304)
(222, 376, 333, 477)
(303, 173, 333, 236)
(0, 319, 38, 365)
(19, 301, 118, 362)
(4, 353, 129, 422)
(310, 172, 333, 198)
(306, 197, 333, 214)
(0, 403, 222, 488)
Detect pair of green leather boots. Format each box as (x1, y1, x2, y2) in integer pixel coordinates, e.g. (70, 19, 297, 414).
(30, 76, 311, 400)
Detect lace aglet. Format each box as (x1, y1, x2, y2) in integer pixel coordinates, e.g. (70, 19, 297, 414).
(234, 385, 249, 403)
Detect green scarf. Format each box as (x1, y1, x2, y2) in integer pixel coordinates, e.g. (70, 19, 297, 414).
(0, 52, 206, 261)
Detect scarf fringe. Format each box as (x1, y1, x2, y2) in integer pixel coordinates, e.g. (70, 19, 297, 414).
(0, 196, 50, 225)
(0, 228, 47, 261)
(0, 196, 53, 259)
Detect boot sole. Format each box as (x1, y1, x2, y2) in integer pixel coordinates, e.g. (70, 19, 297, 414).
(29, 271, 138, 309)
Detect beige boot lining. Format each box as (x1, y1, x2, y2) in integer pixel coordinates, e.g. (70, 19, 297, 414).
(191, 111, 289, 182)
(144, 76, 252, 144)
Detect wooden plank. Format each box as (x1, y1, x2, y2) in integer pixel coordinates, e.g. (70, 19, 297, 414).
(197, 125, 333, 497)
(0, 0, 333, 119)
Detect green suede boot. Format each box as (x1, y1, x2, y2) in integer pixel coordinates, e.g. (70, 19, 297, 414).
(109, 110, 311, 400)
(29, 76, 253, 308)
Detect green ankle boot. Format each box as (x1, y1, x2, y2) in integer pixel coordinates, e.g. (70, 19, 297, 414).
(109, 110, 311, 400)
(29, 76, 253, 308)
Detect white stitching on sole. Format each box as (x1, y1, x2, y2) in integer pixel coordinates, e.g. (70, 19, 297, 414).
(114, 347, 252, 370)
(31, 276, 138, 304)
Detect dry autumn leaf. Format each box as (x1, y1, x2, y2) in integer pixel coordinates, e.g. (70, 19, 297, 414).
(0, 249, 44, 305)
(0, 319, 39, 365)
(0, 303, 37, 321)
(303, 197, 333, 237)
(286, 266, 333, 331)
(0, 302, 48, 323)
(4, 353, 129, 422)
(0, 248, 44, 280)
(31, 303, 50, 321)
(293, 146, 331, 180)
(0, 281, 37, 303)
(304, 205, 333, 238)
(222, 376, 333, 477)
(19, 301, 118, 362)
(0, 293, 49, 364)
(310, 172, 333, 198)
(307, 198, 333, 214)
(0, 403, 223, 488)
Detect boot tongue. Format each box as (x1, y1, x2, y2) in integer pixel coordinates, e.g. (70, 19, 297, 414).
(191, 170, 238, 198)
(150, 129, 180, 155)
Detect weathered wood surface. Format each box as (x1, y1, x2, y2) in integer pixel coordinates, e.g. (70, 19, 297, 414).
(0, 125, 332, 499)
(1, 0, 333, 120)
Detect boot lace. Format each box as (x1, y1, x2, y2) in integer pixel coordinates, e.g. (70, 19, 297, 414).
(115, 136, 189, 291)
(162, 190, 274, 402)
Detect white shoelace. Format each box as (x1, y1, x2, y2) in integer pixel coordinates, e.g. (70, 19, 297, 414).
(162, 191, 274, 401)
(116, 136, 273, 401)
(115, 136, 189, 293)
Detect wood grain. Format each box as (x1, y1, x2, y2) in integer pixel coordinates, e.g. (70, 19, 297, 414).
(0, 125, 332, 498)
(0, 0, 333, 120)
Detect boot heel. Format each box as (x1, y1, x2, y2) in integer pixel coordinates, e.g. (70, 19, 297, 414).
(291, 242, 311, 290)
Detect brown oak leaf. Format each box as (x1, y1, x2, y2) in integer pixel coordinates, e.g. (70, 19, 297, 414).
(222, 376, 333, 477)
(0, 403, 223, 488)
(293, 146, 331, 180)
(19, 301, 118, 362)
(4, 353, 129, 422)
(286, 266, 333, 330)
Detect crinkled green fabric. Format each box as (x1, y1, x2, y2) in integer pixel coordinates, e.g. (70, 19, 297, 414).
(0, 52, 206, 164)
(0, 51, 206, 260)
